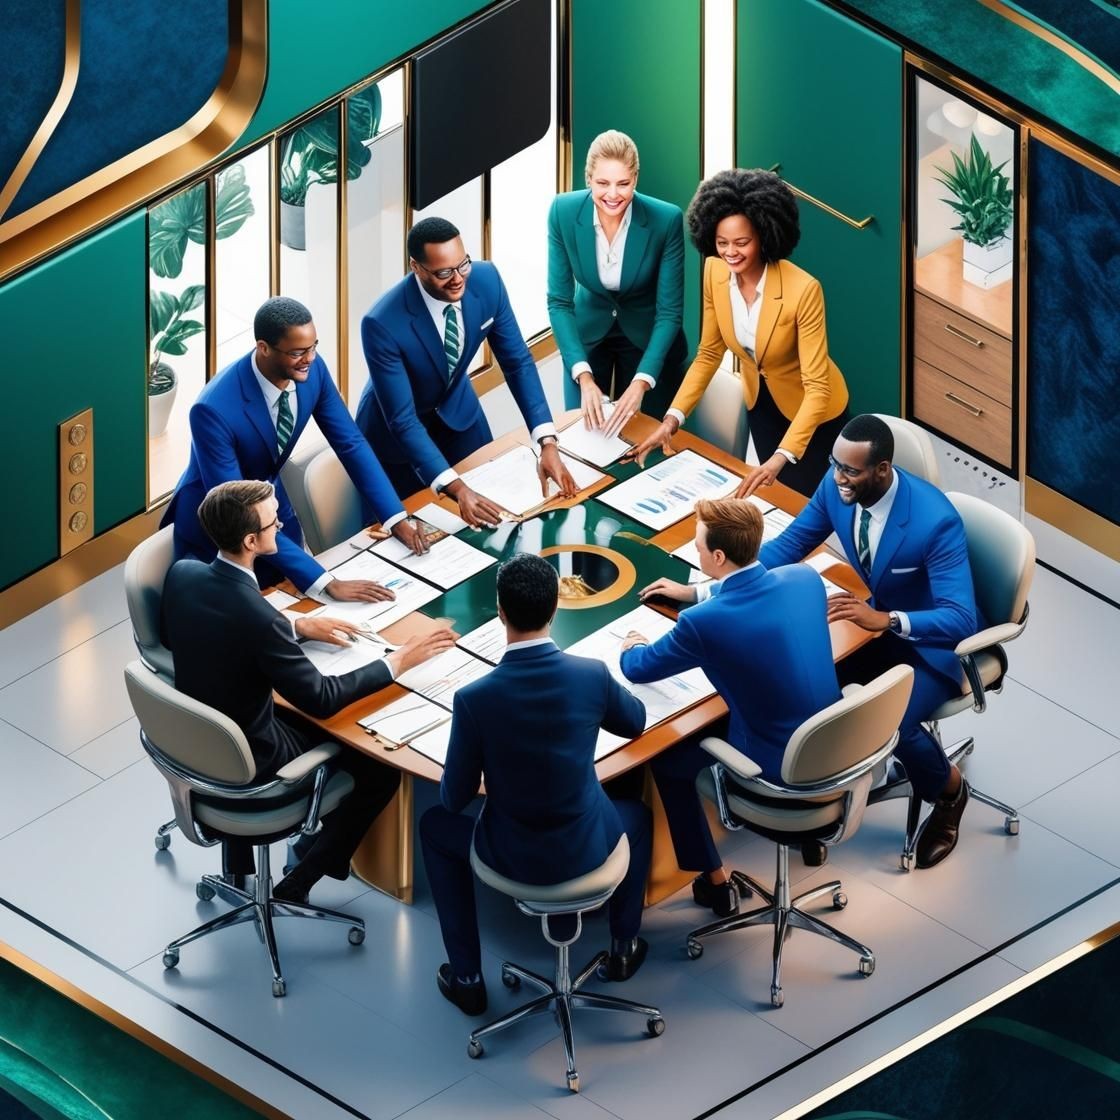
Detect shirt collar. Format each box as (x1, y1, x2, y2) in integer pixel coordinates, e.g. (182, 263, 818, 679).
(862, 468, 899, 525)
(592, 201, 633, 237)
(216, 553, 259, 585)
(728, 263, 767, 302)
(414, 272, 461, 315)
(718, 560, 762, 586)
(505, 637, 555, 652)
(251, 351, 290, 410)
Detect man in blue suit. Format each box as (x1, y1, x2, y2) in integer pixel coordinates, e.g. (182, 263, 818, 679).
(759, 413, 977, 868)
(162, 297, 426, 599)
(357, 218, 576, 528)
(420, 554, 651, 1016)
(622, 498, 841, 918)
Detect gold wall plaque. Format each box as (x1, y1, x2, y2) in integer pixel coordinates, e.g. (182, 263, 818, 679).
(58, 408, 94, 554)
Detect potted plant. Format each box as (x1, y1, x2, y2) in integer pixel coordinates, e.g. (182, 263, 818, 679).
(934, 133, 1014, 289)
(279, 85, 382, 250)
(148, 284, 204, 436)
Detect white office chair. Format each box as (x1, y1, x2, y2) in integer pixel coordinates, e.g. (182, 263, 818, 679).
(874, 413, 941, 487)
(688, 365, 750, 461)
(687, 665, 913, 1007)
(467, 835, 664, 1093)
(124, 660, 366, 997)
(288, 446, 364, 555)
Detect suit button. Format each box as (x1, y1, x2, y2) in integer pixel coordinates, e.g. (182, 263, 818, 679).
(612, 309, 618, 317)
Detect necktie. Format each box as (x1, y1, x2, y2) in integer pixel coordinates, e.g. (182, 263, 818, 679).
(443, 305, 460, 377)
(857, 508, 872, 574)
(276, 389, 294, 455)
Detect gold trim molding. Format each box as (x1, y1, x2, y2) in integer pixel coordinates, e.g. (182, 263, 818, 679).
(0, 0, 268, 283)
(1025, 478, 1120, 563)
(539, 544, 638, 609)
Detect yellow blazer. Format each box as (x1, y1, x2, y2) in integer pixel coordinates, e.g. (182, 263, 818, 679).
(671, 257, 848, 460)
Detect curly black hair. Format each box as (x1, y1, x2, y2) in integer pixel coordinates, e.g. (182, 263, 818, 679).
(685, 169, 800, 263)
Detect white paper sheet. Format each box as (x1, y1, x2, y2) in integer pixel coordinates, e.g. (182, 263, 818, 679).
(557, 403, 632, 467)
(455, 616, 507, 664)
(412, 502, 469, 535)
(301, 633, 391, 677)
(371, 531, 496, 590)
(262, 588, 300, 611)
(357, 694, 451, 744)
(460, 445, 607, 517)
(407, 720, 454, 767)
(395, 647, 492, 708)
(596, 450, 740, 530)
(322, 550, 442, 627)
(762, 506, 794, 543)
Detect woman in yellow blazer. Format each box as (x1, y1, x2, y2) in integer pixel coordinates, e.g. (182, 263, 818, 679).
(632, 169, 849, 497)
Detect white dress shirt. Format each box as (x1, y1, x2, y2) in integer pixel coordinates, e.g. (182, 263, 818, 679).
(692, 560, 761, 603)
(504, 636, 555, 654)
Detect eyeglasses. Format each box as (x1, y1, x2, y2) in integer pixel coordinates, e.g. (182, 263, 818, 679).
(273, 341, 318, 359)
(828, 454, 866, 479)
(415, 256, 473, 281)
(257, 517, 283, 533)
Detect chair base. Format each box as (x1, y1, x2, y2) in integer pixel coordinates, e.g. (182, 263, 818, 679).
(161, 844, 365, 997)
(467, 944, 664, 1092)
(685, 847, 874, 1008)
(868, 733, 1020, 871)
(154, 818, 177, 850)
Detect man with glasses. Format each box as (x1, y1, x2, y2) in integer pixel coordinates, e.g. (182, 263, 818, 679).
(163, 297, 427, 600)
(757, 413, 978, 869)
(357, 217, 576, 527)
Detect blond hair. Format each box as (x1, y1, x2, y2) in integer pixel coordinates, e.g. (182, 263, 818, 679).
(695, 498, 763, 567)
(584, 129, 640, 185)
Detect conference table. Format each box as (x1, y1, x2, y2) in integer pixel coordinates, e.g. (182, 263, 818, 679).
(283, 411, 871, 905)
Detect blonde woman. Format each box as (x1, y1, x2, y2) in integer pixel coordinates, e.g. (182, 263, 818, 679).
(547, 130, 687, 437)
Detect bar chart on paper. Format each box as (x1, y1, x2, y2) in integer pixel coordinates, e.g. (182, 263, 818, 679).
(597, 450, 740, 530)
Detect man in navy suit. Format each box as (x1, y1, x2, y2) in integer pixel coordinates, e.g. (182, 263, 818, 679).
(357, 218, 576, 528)
(162, 297, 426, 600)
(420, 554, 651, 1016)
(622, 498, 842, 918)
(758, 413, 977, 868)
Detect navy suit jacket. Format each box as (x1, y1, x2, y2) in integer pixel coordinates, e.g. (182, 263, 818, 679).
(621, 564, 841, 781)
(440, 642, 646, 886)
(356, 264, 553, 487)
(161, 353, 405, 592)
(759, 468, 978, 689)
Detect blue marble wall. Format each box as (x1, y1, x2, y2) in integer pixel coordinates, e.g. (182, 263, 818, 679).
(1028, 139, 1120, 525)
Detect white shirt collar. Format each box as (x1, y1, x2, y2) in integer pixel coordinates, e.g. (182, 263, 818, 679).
(216, 553, 258, 585)
(728, 262, 767, 302)
(414, 272, 461, 316)
(251, 351, 291, 411)
(591, 200, 633, 237)
(861, 468, 899, 527)
(505, 637, 555, 652)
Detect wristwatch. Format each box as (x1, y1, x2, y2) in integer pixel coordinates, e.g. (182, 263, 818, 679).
(538, 435, 558, 447)
(887, 611, 902, 634)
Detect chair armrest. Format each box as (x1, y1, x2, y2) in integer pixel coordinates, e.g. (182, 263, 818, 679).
(955, 621, 1024, 658)
(275, 743, 339, 783)
(699, 737, 763, 781)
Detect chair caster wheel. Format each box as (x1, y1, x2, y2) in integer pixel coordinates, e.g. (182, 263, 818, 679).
(859, 955, 875, 977)
(501, 967, 520, 990)
(272, 979, 286, 998)
(154, 833, 170, 851)
(686, 939, 704, 960)
(1005, 816, 1020, 835)
(832, 891, 847, 910)
(899, 851, 915, 872)
(771, 986, 784, 1008)
(162, 949, 179, 969)
(646, 1016, 665, 1038)
(195, 881, 216, 902)
(467, 1039, 484, 1059)
(348, 926, 365, 946)
(567, 1072, 580, 1093)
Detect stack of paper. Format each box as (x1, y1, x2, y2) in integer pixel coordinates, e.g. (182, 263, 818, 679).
(322, 549, 442, 628)
(395, 646, 492, 708)
(301, 633, 391, 677)
(372, 531, 496, 590)
(455, 616, 507, 664)
(357, 694, 451, 745)
(597, 450, 739, 530)
(460, 445, 607, 518)
(557, 404, 632, 467)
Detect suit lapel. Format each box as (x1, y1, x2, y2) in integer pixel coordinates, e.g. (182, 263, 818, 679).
(870, 471, 911, 587)
(405, 275, 449, 380)
(238, 356, 281, 459)
(754, 260, 783, 365)
(574, 192, 603, 294)
(619, 196, 650, 293)
(455, 285, 481, 380)
(712, 264, 750, 362)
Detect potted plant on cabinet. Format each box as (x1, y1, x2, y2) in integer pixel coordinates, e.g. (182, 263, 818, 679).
(934, 133, 1013, 289)
(148, 285, 204, 436)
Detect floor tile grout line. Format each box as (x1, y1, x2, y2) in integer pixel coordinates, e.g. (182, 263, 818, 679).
(1013, 813, 1120, 872)
(0, 614, 131, 694)
(1005, 671, 1120, 744)
(389, 1073, 475, 1119)
(1018, 746, 1120, 811)
(68, 713, 144, 779)
(0, 715, 69, 761)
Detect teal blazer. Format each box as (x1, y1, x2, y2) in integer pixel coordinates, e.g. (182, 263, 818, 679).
(547, 189, 684, 383)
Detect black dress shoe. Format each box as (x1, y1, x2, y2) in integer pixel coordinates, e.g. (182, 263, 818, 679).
(273, 862, 321, 906)
(598, 936, 649, 982)
(801, 841, 828, 867)
(691, 875, 739, 917)
(437, 964, 488, 1016)
(916, 781, 970, 869)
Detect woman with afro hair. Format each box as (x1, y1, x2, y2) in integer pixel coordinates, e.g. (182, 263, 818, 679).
(632, 168, 849, 497)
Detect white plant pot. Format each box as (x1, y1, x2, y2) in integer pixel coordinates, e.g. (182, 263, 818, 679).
(148, 382, 178, 437)
(280, 201, 306, 251)
(962, 235, 1012, 289)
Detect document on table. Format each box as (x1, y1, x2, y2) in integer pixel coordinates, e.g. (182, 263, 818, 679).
(371, 531, 496, 590)
(762, 506, 794, 543)
(301, 633, 392, 677)
(407, 720, 454, 768)
(557, 403, 632, 467)
(357, 694, 451, 745)
(459, 445, 607, 518)
(412, 502, 469, 535)
(395, 647, 492, 708)
(323, 549, 442, 627)
(803, 552, 847, 597)
(262, 588, 300, 612)
(596, 449, 740, 531)
(455, 616, 507, 664)
(564, 605, 716, 761)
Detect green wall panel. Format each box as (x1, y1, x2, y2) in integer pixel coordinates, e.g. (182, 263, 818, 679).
(570, 0, 702, 351)
(0, 212, 147, 590)
(737, 0, 902, 417)
(236, 0, 494, 150)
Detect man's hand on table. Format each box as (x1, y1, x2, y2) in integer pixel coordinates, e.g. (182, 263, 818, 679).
(391, 517, 429, 555)
(443, 480, 503, 529)
(386, 627, 459, 677)
(325, 578, 396, 603)
(637, 577, 698, 607)
(620, 630, 650, 652)
(826, 592, 889, 632)
(627, 415, 679, 467)
(294, 616, 367, 647)
(537, 440, 578, 499)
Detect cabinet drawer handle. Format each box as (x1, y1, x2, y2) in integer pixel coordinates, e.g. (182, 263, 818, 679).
(943, 323, 984, 348)
(945, 392, 983, 417)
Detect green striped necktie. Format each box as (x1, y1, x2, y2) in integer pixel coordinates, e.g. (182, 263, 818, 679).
(276, 388, 294, 455)
(443, 305, 460, 377)
(857, 507, 872, 574)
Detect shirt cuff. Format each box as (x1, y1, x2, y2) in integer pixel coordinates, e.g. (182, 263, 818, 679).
(895, 610, 912, 638)
(530, 423, 558, 444)
(382, 654, 395, 681)
(632, 372, 656, 388)
(694, 581, 715, 603)
(666, 407, 687, 428)
(305, 572, 334, 603)
(571, 361, 592, 382)
(775, 448, 798, 465)
(381, 510, 407, 531)
(431, 468, 459, 495)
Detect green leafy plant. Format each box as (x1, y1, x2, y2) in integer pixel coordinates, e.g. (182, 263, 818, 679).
(934, 134, 1013, 248)
(279, 85, 383, 206)
(148, 165, 255, 279)
(149, 284, 204, 394)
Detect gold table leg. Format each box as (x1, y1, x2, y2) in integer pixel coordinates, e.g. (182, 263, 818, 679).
(351, 773, 414, 904)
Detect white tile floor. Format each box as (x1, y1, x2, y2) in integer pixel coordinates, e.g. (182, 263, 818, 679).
(1, 432, 1119, 1119)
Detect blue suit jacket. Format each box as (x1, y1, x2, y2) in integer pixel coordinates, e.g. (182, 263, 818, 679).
(440, 642, 646, 886)
(356, 264, 553, 488)
(759, 468, 978, 689)
(621, 564, 841, 780)
(161, 353, 404, 592)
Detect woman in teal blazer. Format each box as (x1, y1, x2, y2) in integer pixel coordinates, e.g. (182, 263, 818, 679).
(547, 130, 687, 437)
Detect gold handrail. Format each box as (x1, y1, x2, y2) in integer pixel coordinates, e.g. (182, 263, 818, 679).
(768, 164, 874, 231)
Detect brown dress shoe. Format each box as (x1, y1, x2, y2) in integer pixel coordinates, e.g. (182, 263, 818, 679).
(915, 781, 969, 868)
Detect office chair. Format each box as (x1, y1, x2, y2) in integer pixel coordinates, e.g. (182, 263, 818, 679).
(467, 835, 664, 1092)
(284, 445, 362, 555)
(687, 665, 913, 1008)
(124, 660, 366, 997)
(689, 364, 750, 461)
(869, 492, 1036, 869)
(873, 413, 942, 487)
